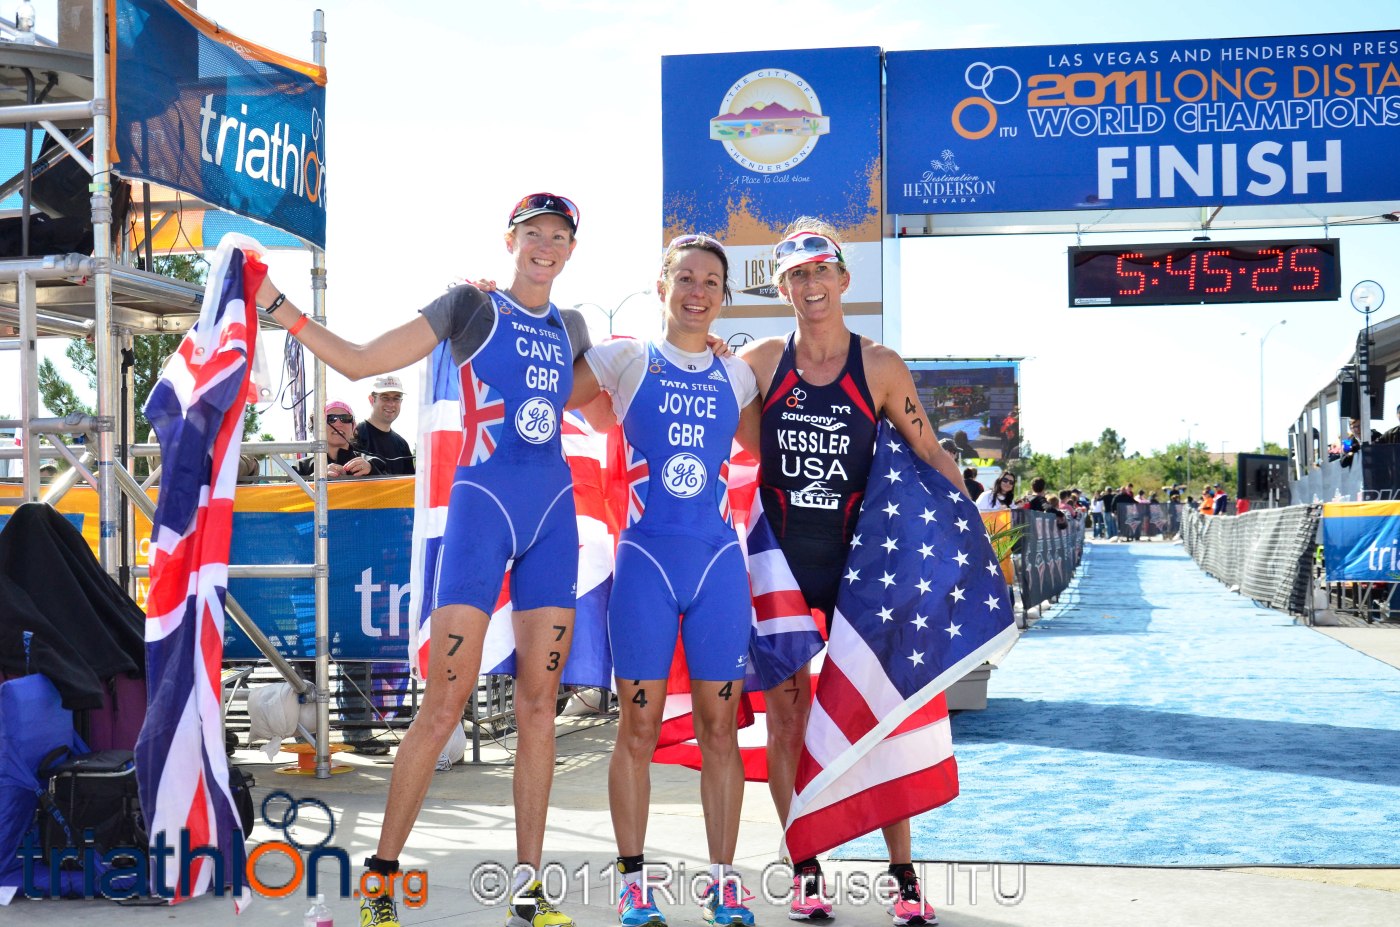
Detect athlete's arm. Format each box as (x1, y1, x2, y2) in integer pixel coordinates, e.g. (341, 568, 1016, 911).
(256, 275, 439, 381)
(735, 397, 762, 459)
(736, 337, 783, 400)
(870, 347, 967, 495)
(566, 355, 617, 431)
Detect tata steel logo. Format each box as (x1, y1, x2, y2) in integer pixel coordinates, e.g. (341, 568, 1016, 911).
(709, 69, 829, 174)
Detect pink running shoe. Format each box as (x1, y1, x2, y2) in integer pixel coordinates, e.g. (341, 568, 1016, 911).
(888, 876, 937, 926)
(788, 868, 833, 921)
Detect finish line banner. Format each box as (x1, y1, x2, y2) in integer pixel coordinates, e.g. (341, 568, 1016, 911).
(886, 30, 1400, 215)
(1322, 500, 1400, 581)
(110, 0, 328, 248)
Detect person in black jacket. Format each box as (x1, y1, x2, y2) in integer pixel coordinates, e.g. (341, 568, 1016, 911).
(354, 376, 416, 475)
(296, 400, 373, 479)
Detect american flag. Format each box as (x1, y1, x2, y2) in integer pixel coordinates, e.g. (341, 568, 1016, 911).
(407, 337, 615, 686)
(783, 422, 1017, 863)
(136, 235, 264, 906)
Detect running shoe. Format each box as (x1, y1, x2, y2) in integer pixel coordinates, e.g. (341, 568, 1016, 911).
(888, 874, 937, 926)
(700, 876, 756, 926)
(788, 866, 833, 921)
(359, 891, 401, 927)
(618, 880, 667, 926)
(508, 879, 576, 927)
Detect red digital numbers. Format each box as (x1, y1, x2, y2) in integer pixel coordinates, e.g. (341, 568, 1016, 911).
(1163, 252, 1197, 290)
(1288, 246, 1322, 291)
(1116, 252, 1146, 295)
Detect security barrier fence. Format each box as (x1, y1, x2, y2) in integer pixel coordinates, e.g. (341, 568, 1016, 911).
(1113, 502, 1184, 540)
(1014, 509, 1086, 613)
(1181, 506, 1321, 616)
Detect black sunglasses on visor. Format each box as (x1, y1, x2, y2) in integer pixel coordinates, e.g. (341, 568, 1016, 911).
(326, 414, 354, 424)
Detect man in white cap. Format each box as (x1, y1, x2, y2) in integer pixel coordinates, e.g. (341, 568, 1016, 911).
(355, 374, 416, 475)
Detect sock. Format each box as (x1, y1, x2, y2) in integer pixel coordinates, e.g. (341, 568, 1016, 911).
(889, 862, 916, 882)
(710, 863, 725, 885)
(511, 865, 537, 895)
(618, 855, 644, 887)
(793, 857, 821, 875)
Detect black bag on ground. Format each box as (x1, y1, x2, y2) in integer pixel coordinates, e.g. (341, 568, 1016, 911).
(228, 765, 255, 836)
(38, 748, 144, 866)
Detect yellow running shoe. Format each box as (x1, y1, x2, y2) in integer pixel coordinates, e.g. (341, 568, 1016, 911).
(508, 879, 576, 927)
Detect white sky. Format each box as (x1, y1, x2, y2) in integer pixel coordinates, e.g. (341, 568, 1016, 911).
(9, 0, 1399, 458)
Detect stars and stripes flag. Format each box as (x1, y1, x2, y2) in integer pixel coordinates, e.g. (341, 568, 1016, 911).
(136, 233, 265, 906)
(407, 335, 615, 686)
(783, 422, 1017, 863)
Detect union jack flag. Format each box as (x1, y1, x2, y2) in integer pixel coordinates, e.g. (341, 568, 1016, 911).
(408, 333, 615, 686)
(783, 422, 1017, 863)
(135, 234, 265, 906)
(458, 360, 506, 467)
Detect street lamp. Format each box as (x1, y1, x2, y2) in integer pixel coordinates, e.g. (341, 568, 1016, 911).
(1066, 447, 1075, 486)
(1258, 319, 1287, 452)
(573, 288, 653, 337)
(1181, 419, 1198, 491)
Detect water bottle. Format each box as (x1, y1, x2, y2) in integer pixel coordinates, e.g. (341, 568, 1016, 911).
(303, 893, 333, 927)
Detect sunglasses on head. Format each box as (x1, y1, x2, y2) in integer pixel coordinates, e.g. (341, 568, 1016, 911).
(668, 233, 725, 253)
(508, 192, 580, 228)
(326, 414, 354, 424)
(774, 233, 843, 262)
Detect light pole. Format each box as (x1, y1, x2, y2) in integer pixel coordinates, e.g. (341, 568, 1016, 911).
(1066, 447, 1075, 487)
(574, 288, 652, 336)
(1258, 319, 1287, 452)
(1181, 419, 1198, 492)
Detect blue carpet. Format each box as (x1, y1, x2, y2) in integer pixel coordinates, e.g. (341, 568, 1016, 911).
(830, 541, 1400, 866)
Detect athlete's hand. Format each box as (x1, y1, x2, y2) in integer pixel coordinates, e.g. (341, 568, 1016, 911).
(706, 333, 731, 357)
(471, 278, 499, 292)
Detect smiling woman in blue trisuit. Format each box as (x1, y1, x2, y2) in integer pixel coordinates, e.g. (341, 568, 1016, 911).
(571, 235, 762, 927)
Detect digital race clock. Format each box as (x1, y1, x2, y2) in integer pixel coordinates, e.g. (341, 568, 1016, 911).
(1067, 239, 1341, 307)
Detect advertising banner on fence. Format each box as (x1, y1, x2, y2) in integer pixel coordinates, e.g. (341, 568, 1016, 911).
(0, 478, 411, 661)
(661, 47, 884, 344)
(110, 0, 328, 248)
(886, 31, 1400, 216)
(1322, 500, 1400, 581)
(1016, 509, 1085, 612)
(906, 360, 1019, 465)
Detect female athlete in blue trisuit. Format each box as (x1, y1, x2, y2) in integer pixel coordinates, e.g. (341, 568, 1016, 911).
(257, 193, 602, 927)
(570, 235, 762, 927)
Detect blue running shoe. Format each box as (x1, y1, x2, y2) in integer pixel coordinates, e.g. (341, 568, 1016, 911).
(619, 880, 667, 926)
(700, 876, 756, 927)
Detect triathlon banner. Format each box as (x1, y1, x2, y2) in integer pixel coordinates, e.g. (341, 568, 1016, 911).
(885, 30, 1400, 215)
(0, 478, 411, 661)
(661, 47, 884, 344)
(109, 0, 328, 248)
(1322, 500, 1400, 581)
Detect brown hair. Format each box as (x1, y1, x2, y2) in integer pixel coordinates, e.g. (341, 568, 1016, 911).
(660, 234, 732, 304)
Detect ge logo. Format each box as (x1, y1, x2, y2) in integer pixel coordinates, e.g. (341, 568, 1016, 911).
(261, 790, 335, 851)
(515, 397, 557, 444)
(954, 62, 1022, 141)
(662, 453, 707, 498)
(786, 387, 807, 409)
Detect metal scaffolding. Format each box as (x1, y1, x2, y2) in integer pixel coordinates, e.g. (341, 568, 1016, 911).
(0, 4, 338, 775)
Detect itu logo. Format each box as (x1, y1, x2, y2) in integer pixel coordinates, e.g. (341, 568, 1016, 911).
(709, 69, 829, 174)
(953, 62, 1022, 140)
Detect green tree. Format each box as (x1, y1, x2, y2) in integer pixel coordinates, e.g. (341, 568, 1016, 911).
(36, 255, 263, 442)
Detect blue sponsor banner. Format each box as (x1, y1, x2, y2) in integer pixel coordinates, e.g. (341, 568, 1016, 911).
(662, 47, 884, 342)
(223, 503, 414, 661)
(112, 0, 327, 248)
(1322, 501, 1400, 581)
(886, 31, 1400, 215)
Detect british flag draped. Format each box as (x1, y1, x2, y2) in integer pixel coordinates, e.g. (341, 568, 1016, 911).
(136, 234, 265, 904)
(783, 422, 1017, 863)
